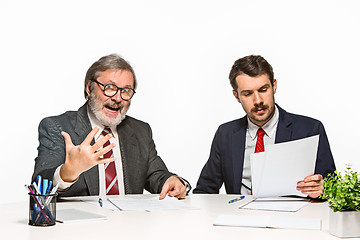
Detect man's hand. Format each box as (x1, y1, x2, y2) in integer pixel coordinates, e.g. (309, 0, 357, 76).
(297, 174, 324, 198)
(60, 127, 116, 182)
(159, 176, 187, 200)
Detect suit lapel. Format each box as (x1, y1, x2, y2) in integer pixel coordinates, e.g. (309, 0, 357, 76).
(231, 117, 247, 193)
(117, 118, 138, 194)
(275, 105, 293, 143)
(75, 104, 100, 195)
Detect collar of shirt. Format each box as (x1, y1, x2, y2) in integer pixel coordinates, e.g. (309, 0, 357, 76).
(247, 105, 279, 140)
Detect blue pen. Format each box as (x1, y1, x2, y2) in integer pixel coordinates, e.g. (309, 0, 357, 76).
(46, 181, 52, 194)
(228, 196, 245, 204)
(42, 179, 48, 195)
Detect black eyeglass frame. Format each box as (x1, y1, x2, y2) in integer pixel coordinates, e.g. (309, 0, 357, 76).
(91, 79, 136, 100)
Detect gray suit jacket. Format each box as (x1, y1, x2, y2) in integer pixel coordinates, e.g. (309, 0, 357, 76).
(32, 103, 174, 197)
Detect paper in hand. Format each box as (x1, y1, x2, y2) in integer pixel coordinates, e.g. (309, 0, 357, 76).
(250, 135, 319, 198)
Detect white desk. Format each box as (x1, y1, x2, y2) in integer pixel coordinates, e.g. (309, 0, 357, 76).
(0, 194, 356, 240)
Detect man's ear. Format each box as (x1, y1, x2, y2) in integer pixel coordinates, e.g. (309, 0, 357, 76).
(272, 79, 277, 94)
(233, 90, 241, 103)
(86, 82, 91, 96)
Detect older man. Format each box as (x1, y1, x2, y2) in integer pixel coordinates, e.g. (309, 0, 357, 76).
(32, 54, 189, 199)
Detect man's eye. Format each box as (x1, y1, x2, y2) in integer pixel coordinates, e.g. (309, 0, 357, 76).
(259, 88, 268, 92)
(121, 88, 130, 93)
(106, 85, 117, 90)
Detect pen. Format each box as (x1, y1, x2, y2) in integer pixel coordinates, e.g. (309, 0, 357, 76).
(42, 179, 48, 195)
(228, 196, 245, 204)
(46, 180, 52, 194)
(45, 182, 59, 206)
(32, 182, 41, 195)
(36, 175, 42, 194)
(98, 198, 103, 207)
(30, 183, 44, 205)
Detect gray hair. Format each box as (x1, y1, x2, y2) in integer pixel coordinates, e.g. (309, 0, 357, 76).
(84, 54, 137, 99)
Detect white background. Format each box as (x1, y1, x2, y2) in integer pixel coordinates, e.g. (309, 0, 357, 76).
(0, 0, 359, 204)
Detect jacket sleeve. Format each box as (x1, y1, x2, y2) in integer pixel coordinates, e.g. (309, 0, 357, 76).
(193, 127, 224, 194)
(144, 124, 175, 193)
(32, 117, 66, 183)
(314, 122, 336, 178)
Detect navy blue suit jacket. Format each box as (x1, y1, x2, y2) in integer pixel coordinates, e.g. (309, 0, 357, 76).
(193, 105, 336, 194)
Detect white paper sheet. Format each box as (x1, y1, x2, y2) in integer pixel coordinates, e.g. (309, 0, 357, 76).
(239, 198, 310, 212)
(213, 214, 321, 230)
(250, 135, 319, 198)
(56, 208, 107, 223)
(107, 196, 198, 211)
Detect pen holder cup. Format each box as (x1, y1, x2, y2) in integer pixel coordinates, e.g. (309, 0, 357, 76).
(28, 192, 57, 226)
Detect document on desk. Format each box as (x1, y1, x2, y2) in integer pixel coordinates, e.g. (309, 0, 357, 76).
(56, 208, 107, 223)
(213, 214, 321, 230)
(250, 135, 319, 199)
(239, 197, 310, 212)
(107, 196, 197, 211)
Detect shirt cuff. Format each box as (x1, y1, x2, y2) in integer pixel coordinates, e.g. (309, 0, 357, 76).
(53, 164, 76, 191)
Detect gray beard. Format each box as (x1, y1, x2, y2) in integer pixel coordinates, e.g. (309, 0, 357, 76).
(88, 92, 128, 127)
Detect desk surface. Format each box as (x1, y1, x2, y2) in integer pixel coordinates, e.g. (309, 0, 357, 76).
(0, 194, 356, 240)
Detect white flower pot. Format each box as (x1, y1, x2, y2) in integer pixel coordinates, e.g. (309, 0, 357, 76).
(329, 208, 360, 238)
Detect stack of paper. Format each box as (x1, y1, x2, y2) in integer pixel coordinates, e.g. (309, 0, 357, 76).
(213, 214, 321, 230)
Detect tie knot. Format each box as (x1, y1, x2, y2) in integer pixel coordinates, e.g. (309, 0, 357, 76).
(257, 128, 265, 137)
(101, 127, 112, 136)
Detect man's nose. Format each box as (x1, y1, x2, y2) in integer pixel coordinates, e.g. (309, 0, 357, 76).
(111, 90, 123, 102)
(253, 92, 262, 105)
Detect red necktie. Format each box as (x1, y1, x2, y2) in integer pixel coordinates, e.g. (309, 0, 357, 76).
(255, 128, 265, 153)
(102, 128, 119, 195)
(252, 128, 266, 194)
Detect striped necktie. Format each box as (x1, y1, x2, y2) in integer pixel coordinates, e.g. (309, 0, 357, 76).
(255, 128, 265, 153)
(101, 128, 119, 195)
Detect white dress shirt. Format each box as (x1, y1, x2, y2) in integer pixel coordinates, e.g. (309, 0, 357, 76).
(53, 107, 125, 197)
(241, 105, 279, 195)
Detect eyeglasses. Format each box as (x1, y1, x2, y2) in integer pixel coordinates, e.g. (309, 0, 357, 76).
(91, 79, 136, 100)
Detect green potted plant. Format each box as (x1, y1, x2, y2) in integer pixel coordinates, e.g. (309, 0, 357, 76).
(321, 165, 360, 238)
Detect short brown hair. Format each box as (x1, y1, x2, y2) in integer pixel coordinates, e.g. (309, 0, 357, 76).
(229, 55, 274, 91)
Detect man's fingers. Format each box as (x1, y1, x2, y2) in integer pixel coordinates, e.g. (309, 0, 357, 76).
(298, 185, 323, 191)
(297, 179, 323, 198)
(298, 180, 323, 187)
(61, 131, 74, 147)
(91, 134, 112, 152)
(159, 184, 170, 200)
(97, 157, 116, 165)
(176, 191, 186, 199)
(167, 188, 181, 197)
(301, 189, 323, 198)
(304, 174, 323, 182)
(83, 127, 100, 145)
(95, 143, 116, 159)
